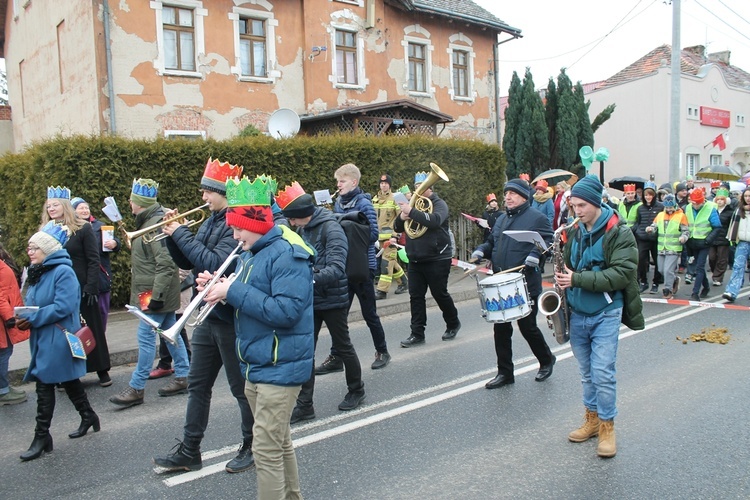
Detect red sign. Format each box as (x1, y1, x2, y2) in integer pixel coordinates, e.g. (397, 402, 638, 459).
(700, 106, 731, 128)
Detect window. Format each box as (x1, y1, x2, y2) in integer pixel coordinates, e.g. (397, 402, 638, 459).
(335, 29, 358, 85)
(738, 114, 746, 127)
(408, 42, 426, 92)
(710, 154, 722, 166)
(452, 50, 469, 97)
(164, 130, 205, 140)
(152, 1, 206, 77)
(239, 18, 266, 77)
(686, 105, 699, 120)
(686, 153, 699, 178)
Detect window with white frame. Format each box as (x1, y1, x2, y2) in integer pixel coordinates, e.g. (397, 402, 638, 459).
(447, 34, 474, 101)
(151, 1, 206, 77)
(737, 114, 746, 127)
(686, 105, 699, 120)
(451, 49, 469, 97)
(686, 153, 699, 178)
(335, 29, 358, 85)
(710, 154, 722, 166)
(408, 42, 427, 93)
(402, 29, 433, 97)
(164, 130, 206, 140)
(229, 5, 279, 82)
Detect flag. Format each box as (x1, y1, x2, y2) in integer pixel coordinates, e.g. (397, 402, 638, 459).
(712, 132, 727, 151)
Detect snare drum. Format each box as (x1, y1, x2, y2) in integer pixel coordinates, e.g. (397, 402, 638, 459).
(476, 272, 531, 323)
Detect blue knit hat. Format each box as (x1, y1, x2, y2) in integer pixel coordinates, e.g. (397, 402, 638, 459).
(71, 197, 86, 209)
(503, 179, 530, 200)
(662, 194, 677, 208)
(570, 175, 604, 207)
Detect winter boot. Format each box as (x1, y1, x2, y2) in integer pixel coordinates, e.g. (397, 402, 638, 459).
(395, 276, 408, 294)
(597, 419, 617, 458)
(153, 440, 203, 471)
(20, 383, 56, 461)
(568, 408, 600, 443)
(65, 380, 101, 439)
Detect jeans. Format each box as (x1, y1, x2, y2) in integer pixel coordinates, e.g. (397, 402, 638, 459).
(297, 308, 363, 409)
(245, 381, 302, 500)
(690, 245, 710, 295)
(724, 241, 750, 298)
(0, 339, 12, 394)
(492, 297, 554, 377)
(637, 239, 662, 285)
(183, 319, 254, 448)
(129, 312, 189, 391)
(569, 307, 622, 421)
(346, 270, 388, 354)
(408, 259, 460, 339)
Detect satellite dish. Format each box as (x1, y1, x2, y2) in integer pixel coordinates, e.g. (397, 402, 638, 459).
(267, 108, 300, 139)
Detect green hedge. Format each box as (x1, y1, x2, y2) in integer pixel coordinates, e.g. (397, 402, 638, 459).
(0, 134, 505, 307)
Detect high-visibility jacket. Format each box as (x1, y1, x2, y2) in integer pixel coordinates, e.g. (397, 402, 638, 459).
(654, 211, 685, 252)
(686, 202, 716, 240)
(618, 200, 641, 227)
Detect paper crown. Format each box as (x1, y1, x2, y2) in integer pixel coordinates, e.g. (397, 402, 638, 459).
(715, 188, 730, 198)
(47, 186, 71, 200)
(644, 181, 656, 192)
(203, 158, 243, 183)
(40, 221, 70, 247)
(132, 178, 159, 198)
(710, 180, 721, 188)
(414, 172, 429, 185)
(226, 176, 273, 207)
(256, 174, 278, 196)
(486, 193, 497, 202)
(623, 184, 636, 193)
(519, 173, 530, 181)
(275, 181, 306, 209)
(398, 185, 411, 195)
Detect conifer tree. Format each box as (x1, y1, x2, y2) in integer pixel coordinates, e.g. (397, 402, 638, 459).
(545, 77, 559, 168)
(502, 71, 522, 175)
(516, 68, 549, 178)
(555, 69, 579, 168)
(592, 103, 616, 133)
(574, 82, 594, 164)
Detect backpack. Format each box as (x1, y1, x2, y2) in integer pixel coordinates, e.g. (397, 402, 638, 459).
(333, 211, 371, 284)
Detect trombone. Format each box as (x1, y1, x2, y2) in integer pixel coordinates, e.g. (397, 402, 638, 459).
(122, 203, 209, 247)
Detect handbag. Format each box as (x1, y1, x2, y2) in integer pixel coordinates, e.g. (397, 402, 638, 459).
(56, 323, 96, 359)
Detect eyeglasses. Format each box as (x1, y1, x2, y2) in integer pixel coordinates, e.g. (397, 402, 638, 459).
(27, 246, 41, 253)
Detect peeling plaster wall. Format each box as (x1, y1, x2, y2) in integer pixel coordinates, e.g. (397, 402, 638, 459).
(6, 1, 101, 148)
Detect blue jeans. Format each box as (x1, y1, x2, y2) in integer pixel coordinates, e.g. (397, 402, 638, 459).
(724, 241, 750, 298)
(690, 246, 710, 295)
(129, 312, 189, 390)
(569, 307, 622, 421)
(0, 341, 12, 394)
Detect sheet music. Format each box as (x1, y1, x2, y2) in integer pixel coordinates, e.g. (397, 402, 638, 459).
(503, 230, 548, 250)
(313, 190, 333, 206)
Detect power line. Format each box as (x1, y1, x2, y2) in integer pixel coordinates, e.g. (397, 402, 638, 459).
(682, 8, 750, 53)
(694, 0, 750, 43)
(717, 0, 750, 27)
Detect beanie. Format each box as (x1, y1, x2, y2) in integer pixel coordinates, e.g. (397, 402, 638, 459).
(201, 158, 243, 195)
(131, 178, 159, 208)
(689, 188, 705, 204)
(662, 194, 677, 208)
(659, 182, 673, 194)
(29, 222, 70, 256)
(379, 174, 392, 188)
(503, 179, 530, 200)
(71, 197, 86, 209)
(675, 182, 687, 193)
(281, 194, 316, 219)
(570, 175, 605, 207)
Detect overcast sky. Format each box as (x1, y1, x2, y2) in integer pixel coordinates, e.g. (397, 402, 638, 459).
(472, 0, 750, 94)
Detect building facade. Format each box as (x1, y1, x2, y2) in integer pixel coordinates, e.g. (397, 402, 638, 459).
(2, 0, 521, 150)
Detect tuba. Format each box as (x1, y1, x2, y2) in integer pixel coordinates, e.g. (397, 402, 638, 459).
(404, 163, 449, 239)
(538, 217, 578, 344)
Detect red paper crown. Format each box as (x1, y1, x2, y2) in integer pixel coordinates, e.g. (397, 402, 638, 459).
(486, 193, 497, 203)
(623, 184, 636, 193)
(710, 180, 721, 188)
(275, 181, 306, 209)
(203, 157, 243, 182)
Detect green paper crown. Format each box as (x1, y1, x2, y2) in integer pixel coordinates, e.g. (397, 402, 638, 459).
(226, 176, 273, 207)
(255, 174, 278, 195)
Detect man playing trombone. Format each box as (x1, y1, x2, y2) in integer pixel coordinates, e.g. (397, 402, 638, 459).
(152, 159, 256, 474)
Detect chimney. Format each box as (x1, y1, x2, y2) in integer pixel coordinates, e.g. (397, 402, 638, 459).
(708, 50, 731, 66)
(683, 45, 706, 58)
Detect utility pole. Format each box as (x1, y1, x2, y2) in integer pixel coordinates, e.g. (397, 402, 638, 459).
(668, 0, 681, 183)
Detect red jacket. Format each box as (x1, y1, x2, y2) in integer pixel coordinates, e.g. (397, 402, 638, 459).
(0, 259, 26, 348)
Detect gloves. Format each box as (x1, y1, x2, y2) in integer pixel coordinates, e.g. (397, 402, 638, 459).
(679, 235, 688, 244)
(83, 292, 98, 307)
(16, 318, 31, 330)
(525, 255, 540, 268)
(5, 317, 16, 329)
(148, 299, 164, 311)
(469, 250, 483, 264)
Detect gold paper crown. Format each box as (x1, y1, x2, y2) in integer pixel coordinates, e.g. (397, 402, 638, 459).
(203, 157, 243, 182)
(225, 176, 273, 207)
(275, 181, 306, 209)
(623, 184, 636, 192)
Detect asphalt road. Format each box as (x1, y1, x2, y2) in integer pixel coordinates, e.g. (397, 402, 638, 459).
(2, 293, 749, 499)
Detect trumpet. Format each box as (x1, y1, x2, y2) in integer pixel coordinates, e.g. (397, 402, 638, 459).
(158, 242, 244, 344)
(122, 203, 208, 247)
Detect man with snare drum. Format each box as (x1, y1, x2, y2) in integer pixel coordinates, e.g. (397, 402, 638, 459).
(470, 178, 555, 389)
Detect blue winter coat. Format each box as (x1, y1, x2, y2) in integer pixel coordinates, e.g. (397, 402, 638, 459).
(335, 187, 379, 270)
(299, 207, 350, 311)
(228, 225, 315, 386)
(166, 208, 237, 324)
(23, 250, 85, 384)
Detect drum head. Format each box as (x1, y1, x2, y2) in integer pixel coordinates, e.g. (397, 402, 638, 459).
(479, 272, 522, 286)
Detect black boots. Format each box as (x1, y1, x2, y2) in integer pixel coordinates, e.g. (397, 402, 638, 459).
(20, 383, 55, 461)
(153, 440, 203, 471)
(65, 380, 101, 439)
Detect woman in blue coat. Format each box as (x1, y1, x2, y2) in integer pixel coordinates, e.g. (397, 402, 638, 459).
(16, 222, 100, 462)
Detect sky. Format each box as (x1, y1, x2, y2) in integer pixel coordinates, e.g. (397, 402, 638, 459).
(472, 0, 750, 93)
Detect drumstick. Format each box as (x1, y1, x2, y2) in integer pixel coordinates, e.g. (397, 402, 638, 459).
(497, 265, 524, 274)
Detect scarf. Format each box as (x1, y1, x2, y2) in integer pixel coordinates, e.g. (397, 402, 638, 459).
(26, 263, 55, 286)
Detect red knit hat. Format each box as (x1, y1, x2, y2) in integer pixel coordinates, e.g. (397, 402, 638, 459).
(225, 176, 275, 235)
(689, 188, 705, 204)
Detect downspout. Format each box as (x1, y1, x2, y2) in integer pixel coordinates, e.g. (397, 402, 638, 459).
(103, 0, 116, 134)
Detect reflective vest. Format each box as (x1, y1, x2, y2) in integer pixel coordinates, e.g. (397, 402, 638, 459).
(686, 202, 716, 240)
(618, 201, 641, 227)
(654, 212, 683, 252)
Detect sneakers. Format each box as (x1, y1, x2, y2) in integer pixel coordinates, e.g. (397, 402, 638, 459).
(110, 386, 145, 407)
(712, 280, 722, 286)
(400, 335, 425, 348)
(672, 277, 680, 294)
(639, 283, 648, 293)
(700, 287, 709, 298)
(723, 292, 736, 302)
(225, 440, 254, 473)
(315, 354, 344, 375)
(371, 351, 391, 370)
(153, 440, 202, 471)
(685, 274, 693, 285)
(395, 283, 408, 294)
(158, 377, 188, 397)
(149, 367, 174, 379)
(0, 386, 27, 406)
(662, 289, 673, 299)
(338, 389, 366, 411)
(290, 405, 315, 424)
(374, 290, 387, 300)
(649, 284, 658, 294)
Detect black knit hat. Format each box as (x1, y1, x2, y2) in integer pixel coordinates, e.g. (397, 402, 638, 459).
(281, 193, 315, 219)
(379, 174, 392, 187)
(503, 179, 530, 200)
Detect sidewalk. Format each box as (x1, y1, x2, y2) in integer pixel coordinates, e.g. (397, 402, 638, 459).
(8, 267, 500, 384)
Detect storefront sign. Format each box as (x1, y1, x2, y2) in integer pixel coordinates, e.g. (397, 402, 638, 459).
(700, 107, 731, 127)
